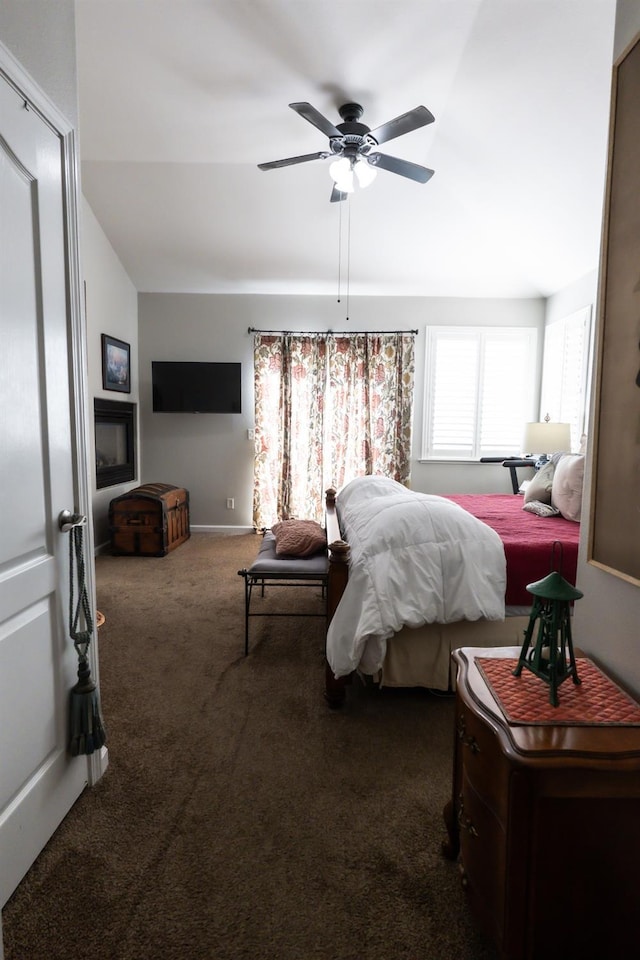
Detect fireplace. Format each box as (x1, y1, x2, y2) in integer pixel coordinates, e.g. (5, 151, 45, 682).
(94, 398, 136, 488)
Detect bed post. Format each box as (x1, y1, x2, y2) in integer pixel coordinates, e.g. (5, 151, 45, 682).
(325, 488, 350, 707)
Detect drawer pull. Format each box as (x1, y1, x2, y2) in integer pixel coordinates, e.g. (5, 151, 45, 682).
(457, 715, 480, 754)
(457, 793, 479, 839)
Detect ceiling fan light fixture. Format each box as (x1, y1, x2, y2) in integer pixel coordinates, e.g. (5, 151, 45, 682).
(329, 156, 377, 193)
(329, 157, 354, 193)
(354, 158, 377, 188)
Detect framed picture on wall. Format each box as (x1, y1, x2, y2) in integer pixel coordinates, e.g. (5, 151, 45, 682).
(588, 31, 640, 586)
(101, 334, 131, 393)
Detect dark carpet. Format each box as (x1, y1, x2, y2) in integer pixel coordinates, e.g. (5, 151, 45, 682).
(2, 532, 497, 960)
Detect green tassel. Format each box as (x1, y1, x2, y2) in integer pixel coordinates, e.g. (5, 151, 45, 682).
(69, 658, 107, 757)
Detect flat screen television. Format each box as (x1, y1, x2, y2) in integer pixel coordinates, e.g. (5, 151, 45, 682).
(152, 361, 242, 413)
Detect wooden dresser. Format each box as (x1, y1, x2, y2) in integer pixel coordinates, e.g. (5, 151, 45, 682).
(443, 646, 640, 960)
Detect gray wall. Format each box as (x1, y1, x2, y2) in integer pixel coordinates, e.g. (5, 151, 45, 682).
(572, 3, 640, 697)
(138, 292, 545, 528)
(82, 199, 140, 547)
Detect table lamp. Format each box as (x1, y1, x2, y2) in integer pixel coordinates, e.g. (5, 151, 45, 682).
(523, 414, 571, 468)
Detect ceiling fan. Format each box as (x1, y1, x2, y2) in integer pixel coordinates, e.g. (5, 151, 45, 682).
(258, 101, 435, 201)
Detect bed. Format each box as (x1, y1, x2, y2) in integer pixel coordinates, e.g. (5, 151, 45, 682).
(323, 475, 581, 706)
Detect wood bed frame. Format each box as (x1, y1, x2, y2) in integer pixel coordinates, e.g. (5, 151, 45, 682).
(324, 488, 351, 707)
(322, 487, 535, 708)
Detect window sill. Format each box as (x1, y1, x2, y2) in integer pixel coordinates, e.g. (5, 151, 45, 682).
(417, 458, 491, 464)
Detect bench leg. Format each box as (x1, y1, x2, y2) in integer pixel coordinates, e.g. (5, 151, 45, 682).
(237, 570, 251, 656)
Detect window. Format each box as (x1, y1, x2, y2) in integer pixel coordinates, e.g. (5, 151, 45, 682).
(422, 326, 538, 459)
(539, 306, 591, 452)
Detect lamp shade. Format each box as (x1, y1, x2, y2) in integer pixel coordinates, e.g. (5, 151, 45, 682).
(354, 159, 377, 187)
(523, 420, 571, 455)
(329, 157, 354, 193)
(329, 157, 377, 192)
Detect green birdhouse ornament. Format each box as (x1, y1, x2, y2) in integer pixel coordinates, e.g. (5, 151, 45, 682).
(513, 541, 583, 706)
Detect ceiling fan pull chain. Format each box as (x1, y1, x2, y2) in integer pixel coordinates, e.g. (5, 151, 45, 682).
(337, 199, 342, 304)
(346, 199, 351, 322)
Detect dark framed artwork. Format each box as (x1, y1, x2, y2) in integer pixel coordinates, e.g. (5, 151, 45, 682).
(588, 31, 640, 586)
(101, 334, 131, 393)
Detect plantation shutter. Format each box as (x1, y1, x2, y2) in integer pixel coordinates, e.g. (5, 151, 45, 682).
(423, 326, 537, 459)
(540, 307, 591, 452)
(429, 332, 479, 457)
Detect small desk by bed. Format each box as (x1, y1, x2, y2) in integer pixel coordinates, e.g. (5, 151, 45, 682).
(480, 456, 537, 493)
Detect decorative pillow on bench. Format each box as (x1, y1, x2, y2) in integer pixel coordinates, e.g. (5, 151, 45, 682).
(271, 519, 327, 558)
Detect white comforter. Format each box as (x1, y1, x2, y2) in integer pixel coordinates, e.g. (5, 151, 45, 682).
(326, 475, 506, 678)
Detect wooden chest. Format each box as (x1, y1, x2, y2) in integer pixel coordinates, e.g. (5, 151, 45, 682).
(109, 483, 190, 556)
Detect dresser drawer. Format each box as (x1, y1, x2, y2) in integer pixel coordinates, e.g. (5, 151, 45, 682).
(459, 769, 507, 949)
(456, 705, 511, 824)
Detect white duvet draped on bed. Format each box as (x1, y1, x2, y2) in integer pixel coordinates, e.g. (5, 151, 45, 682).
(326, 475, 507, 678)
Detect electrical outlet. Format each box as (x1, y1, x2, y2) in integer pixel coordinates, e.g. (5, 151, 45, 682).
(247, 428, 255, 441)
(226, 498, 234, 510)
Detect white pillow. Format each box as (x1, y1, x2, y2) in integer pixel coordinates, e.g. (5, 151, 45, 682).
(523, 459, 556, 504)
(551, 454, 585, 522)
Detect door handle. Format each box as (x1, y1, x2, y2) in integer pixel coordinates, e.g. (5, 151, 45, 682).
(58, 510, 88, 533)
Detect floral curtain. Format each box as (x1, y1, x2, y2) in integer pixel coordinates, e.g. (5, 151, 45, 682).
(253, 335, 327, 528)
(328, 333, 415, 491)
(253, 332, 415, 529)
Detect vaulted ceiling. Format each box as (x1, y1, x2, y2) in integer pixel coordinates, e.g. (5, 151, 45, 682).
(76, 0, 616, 298)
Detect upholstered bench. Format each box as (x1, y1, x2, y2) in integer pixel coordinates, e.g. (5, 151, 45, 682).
(238, 531, 329, 655)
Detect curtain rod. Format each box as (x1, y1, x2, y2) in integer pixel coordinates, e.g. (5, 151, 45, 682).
(247, 327, 418, 336)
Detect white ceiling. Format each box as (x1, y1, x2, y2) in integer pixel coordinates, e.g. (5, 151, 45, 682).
(76, 0, 616, 299)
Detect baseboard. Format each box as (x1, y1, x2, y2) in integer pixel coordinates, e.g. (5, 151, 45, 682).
(191, 524, 255, 534)
(88, 745, 109, 787)
(94, 526, 254, 557)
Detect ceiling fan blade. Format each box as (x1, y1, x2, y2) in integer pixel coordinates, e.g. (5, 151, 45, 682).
(289, 102, 342, 139)
(367, 105, 435, 145)
(368, 152, 434, 184)
(258, 151, 329, 171)
(330, 185, 349, 203)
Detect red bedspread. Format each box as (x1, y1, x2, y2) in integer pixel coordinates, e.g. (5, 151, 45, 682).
(445, 494, 580, 606)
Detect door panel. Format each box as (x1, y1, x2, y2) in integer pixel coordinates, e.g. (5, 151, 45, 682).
(1, 124, 47, 561)
(0, 601, 60, 808)
(0, 71, 90, 907)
